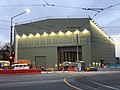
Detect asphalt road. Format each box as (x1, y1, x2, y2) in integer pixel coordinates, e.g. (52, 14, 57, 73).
(66, 71, 120, 90)
(0, 71, 120, 90)
(0, 72, 75, 90)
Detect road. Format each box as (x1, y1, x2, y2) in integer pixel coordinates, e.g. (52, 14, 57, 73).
(0, 71, 120, 90)
(65, 71, 120, 90)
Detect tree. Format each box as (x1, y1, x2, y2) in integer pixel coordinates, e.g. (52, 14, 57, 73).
(0, 43, 10, 60)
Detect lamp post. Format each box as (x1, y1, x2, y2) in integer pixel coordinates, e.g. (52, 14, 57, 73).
(76, 33, 79, 71)
(10, 9, 30, 64)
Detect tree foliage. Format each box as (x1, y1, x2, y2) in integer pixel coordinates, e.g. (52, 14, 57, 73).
(0, 43, 10, 60)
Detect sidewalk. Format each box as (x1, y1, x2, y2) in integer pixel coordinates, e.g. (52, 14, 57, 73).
(41, 71, 77, 74)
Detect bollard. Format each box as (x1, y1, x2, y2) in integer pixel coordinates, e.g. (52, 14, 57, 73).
(62, 67, 64, 73)
(46, 67, 48, 74)
(53, 68, 55, 73)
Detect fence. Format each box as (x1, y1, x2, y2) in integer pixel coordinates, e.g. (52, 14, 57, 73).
(0, 68, 41, 75)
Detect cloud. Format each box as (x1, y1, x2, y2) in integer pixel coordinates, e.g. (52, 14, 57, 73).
(0, 33, 9, 44)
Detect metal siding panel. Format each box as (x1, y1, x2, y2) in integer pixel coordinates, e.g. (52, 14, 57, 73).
(35, 56, 46, 67)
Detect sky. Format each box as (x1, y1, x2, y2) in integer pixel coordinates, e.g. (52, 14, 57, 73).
(0, 0, 120, 56)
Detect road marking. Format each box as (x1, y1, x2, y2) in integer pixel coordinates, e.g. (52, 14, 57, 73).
(64, 75, 99, 90)
(87, 76, 120, 90)
(64, 76, 82, 90)
(75, 79, 99, 90)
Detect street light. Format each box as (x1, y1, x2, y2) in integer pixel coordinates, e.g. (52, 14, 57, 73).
(10, 9, 30, 64)
(75, 30, 80, 71)
(76, 33, 79, 70)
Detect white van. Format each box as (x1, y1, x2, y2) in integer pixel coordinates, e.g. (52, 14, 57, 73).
(12, 64, 30, 70)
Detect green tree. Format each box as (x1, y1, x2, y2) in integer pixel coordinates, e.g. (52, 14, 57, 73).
(0, 43, 10, 60)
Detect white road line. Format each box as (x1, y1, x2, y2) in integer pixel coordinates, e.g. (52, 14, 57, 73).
(78, 83, 99, 90)
(64, 75, 99, 90)
(87, 76, 120, 90)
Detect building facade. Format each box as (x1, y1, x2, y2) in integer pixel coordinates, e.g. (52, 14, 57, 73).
(15, 18, 116, 68)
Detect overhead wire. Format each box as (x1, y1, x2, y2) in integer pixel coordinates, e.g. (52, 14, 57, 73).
(0, 4, 47, 7)
(12, 1, 120, 47)
(0, 0, 119, 12)
(85, 2, 120, 18)
(0, 20, 10, 23)
(102, 26, 120, 28)
(15, 1, 120, 33)
(0, 1, 120, 36)
(0, 24, 9, 27)
(0, 28, 9, 31)
(0, 1, 119, 26)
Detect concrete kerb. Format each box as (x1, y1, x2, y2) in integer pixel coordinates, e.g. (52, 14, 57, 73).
(41, 71, 78, 74)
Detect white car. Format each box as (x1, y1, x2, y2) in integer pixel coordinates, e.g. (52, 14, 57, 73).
(12, 64, 30, 70)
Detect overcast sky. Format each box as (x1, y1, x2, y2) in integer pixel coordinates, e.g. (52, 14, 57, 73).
(0, 0, 120, 56)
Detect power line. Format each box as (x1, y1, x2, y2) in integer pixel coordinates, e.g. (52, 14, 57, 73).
(102, 26, 120, 28)
(13, 1, 120, 33)
(83, 2, 120, 18)
(0, 20, 10, 23)
(0, 2, 120, 12)
(0, 4, 120, 11)
(0, 24, 9, 28)
(3, 0, 119, 37)
(0, 4, 119, 11)
(0, 3, 82, 10)
(0, 4, 47, 7)
(104, 3, 120, 10)
(108, 9, 120, 10)
(0, 27, 9, 31)
(44, 0, 49, 5)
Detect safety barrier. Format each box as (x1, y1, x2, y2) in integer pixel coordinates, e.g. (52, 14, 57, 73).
(0, 68, 41, 75)
(68, 67, 75, 72)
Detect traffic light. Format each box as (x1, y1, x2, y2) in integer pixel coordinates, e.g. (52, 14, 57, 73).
(9, 56, 13, 62)
(8, 56, 14, 69)
(11, 51, 15, 57)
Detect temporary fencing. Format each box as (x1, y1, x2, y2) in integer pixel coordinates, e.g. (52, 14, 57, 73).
(68, 67, 75, 72)
(0, 68, 41, 75)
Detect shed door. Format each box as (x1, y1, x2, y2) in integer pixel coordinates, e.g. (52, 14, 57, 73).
(35, 56, 46, 67)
